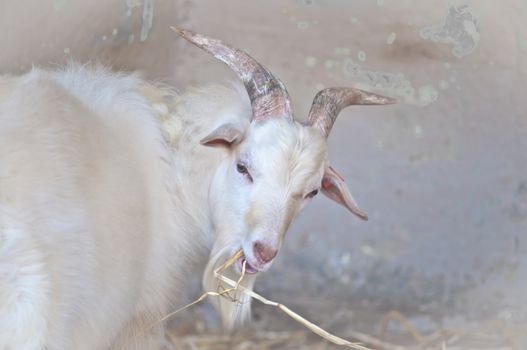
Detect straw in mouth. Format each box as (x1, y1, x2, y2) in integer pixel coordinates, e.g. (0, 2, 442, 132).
(237, 256, 259, 274)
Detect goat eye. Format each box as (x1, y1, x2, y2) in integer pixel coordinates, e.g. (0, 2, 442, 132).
(236, 162, 253, 182)
(306, 189, 319, 198)
(236, 163, 248, 174)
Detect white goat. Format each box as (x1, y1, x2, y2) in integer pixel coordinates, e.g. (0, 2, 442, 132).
(0, 28, 395, 349)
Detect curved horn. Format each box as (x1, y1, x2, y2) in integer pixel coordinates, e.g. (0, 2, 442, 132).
(308, 87, 397, 137)
(172, 27, 293, 123)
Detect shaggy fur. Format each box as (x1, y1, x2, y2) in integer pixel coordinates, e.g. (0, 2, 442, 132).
(0, 65, 330, 349)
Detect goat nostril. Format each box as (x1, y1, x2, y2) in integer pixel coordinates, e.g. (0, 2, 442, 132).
(253, 241, 278, 263)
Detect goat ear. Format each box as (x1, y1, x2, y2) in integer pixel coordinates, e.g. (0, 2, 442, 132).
(200, 123, 245, 148)
(321, 166, 368, 221)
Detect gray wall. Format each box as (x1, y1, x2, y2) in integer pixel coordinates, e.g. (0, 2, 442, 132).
(2, 0, 525, 347)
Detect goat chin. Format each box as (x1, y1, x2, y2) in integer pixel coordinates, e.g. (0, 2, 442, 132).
(203, 246, 256, 329)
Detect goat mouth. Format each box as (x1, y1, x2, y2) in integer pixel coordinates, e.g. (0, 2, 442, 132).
(236, 256, 259, 275)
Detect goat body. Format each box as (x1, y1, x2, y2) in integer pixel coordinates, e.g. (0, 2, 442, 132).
(0, 66, 254, 349)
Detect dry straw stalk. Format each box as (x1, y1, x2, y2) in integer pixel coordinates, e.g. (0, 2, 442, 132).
(141, 250, 372, 350)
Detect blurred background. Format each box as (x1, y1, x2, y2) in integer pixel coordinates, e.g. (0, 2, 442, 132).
(1, 0, 525, 349)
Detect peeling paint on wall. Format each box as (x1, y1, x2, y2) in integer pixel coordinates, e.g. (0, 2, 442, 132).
(357, 50, 367, 62)
(140, 0, 155, 42)
(126, 0, 141, 16)
(420, 4, 480, 58)
(342, 58, 438, 106)
(386, 32, 397, 45)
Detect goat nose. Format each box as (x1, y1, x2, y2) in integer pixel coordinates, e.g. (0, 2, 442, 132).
(253, 241, 278, 264)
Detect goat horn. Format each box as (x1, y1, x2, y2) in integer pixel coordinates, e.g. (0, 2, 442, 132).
(308, 87, 397, 137)
(172, 27, 293, 123)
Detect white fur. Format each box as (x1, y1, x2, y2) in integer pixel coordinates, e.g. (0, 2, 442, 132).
(0, 65, 329, 349)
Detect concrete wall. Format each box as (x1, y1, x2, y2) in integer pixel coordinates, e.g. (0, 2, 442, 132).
(1, 0, 525, 345)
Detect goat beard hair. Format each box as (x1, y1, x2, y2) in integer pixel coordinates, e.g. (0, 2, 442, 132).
(202, 245, 256, 330)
